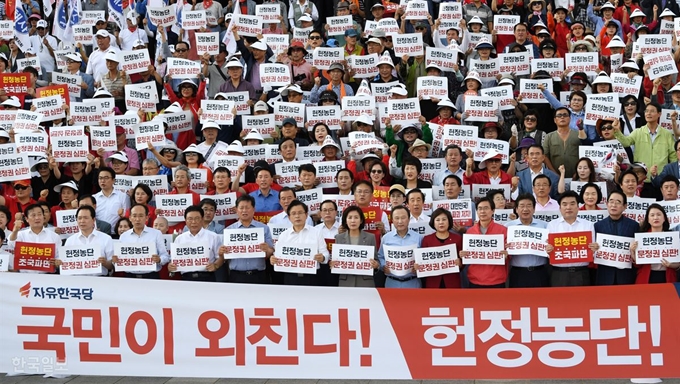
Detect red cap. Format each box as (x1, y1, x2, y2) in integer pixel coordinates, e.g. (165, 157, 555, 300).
(115, 126, 125, 135)
(13, 179, 30, 187)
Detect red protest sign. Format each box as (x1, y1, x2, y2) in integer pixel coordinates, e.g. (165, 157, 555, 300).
(0, 73, 31, 105)
(14, 241, 56, 273)
(36, 84, 70, 105)
(548, 231, 593, 265)
(253, 210, 282, 225)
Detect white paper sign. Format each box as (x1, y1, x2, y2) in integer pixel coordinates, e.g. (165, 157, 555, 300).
(0, 20, 14, 40)
(274, 101, 305, 127)
(273, 242, 318, 274)
(645, 51, 678, 80)
(594, 234, 633, 269)
(342, 96, 375, 121)
(255, 3, 281, 23)
(611, 73, 642, 98)
(171, 241, 210, 272)
(306, 105, 342, 131)
(377, 18, 400, 35)
(518, 78, 553, 104)
(425, 47, 458, 72)
(55, 209, 79, 239)
(0, 144, 31, 182)
(156, 194, 193, 222)
(133, 120, 165, 150)
(634, 232, 680, 264)
(52, 72, 82, 101)
(295, 188, 323, 215)
(383, 244, 416, 277)
(15, 131, 48, 157)
(120, 49, 151, 75)
(480, 85, 514, 111)
(414, 244, 459, 277)
(223, 228, 265, 259)
(51, 136, 89, 163)
(262, 34, 289, 56)
(416, 76, 448, 100)
(326, 15, 353, 35)
(32, 95, 64, 121)
(243, 114, 275, 138)
(312, 47, 344, 70)
(405, 0, 429, 19)
(315, 160, 345, 188)
(331, 244, 374, 276)
(113, 242, 158, 272)
(148, 5, 177, 27)
(90, 126, 117, 151)
(497, 51, 531, 76)
(125, 83, 158, 112)
(388, 97, 421, 126)
(13, 110, 43, 132)
(260, 63, 291, 87)
(464, 96, 498, 122)
(532, 59, 565, 81)
(274, 160, 305, 187)
(584, 98, 621, 126)
(462, 234, 505, 265)
(637, 34, 672, 54)
(393, 33, 424, 57)
(438, 124, 478, 150)
(182, 9, 207, 30)
(233, 14, 263, 37)
(565, 52, 599, 76)
(218, 91, 250, 116)
(371, 81, 399, 104)
(493, 15, 520, 35)
(166, 58, 202, 78)
(73, 25, 92, 45)
(200, 100, 235, 125)
(58, 245, 103, 275)
(506, 225, 549, 257)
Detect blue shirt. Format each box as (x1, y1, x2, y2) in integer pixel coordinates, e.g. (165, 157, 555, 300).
(182, 221, 225, 235)
(504, 218, 548, 267)
(250, 189, 282, 212)
(377, 229, 422, 278)
(225, 220, 274, 271)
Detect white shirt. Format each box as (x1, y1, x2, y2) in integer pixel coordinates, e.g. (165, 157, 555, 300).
(9, 227, 62, 272)
(29, 34, 58, 73)
(198, 140, 229, 159)
(94, 189, 130, 234)
(277, 224, 329, 265)
(535, 198, 560, 211)
(315, 220, 340, 240)
(546, 217, 595, 267)
(119, 226, 170, 273)
(64, 230, 114, 276)
(173, 227, 222, 268)
(119, 27, 148, 51)
(410, 213, 430, 223)
(269, 211, 314, 226)
(86, 47, 119, 81)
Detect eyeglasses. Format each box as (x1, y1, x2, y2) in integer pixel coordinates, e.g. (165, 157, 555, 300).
(14, 185, 29, 190)
(624, 102, 637, 106)
(524, 117, 537, 122)
(175, 48, 188, 53)
(309, 36, 321, 40)
(321, 208, 336, 213)
(555, 113, 570, 118)
(371, 169, 383, 174)
(601, 125, 613, 131)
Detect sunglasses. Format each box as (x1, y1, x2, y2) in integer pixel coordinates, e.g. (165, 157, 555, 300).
(14, 185, 29, 190)
(555, 113, 570, 118)
(524, 117, 537, 122)
(175, 48, 188, 53)
(309, 36, 321, 40)
(371, 169, 383, 174)
(601, 125, 614, 131)
(624, 102, 636, 106)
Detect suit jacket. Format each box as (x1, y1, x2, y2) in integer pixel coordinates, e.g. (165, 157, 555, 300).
(517, 166, 560, 199)
(653, 161, 680, 188)
(96, 219, 112, 235)
(335, 230, 377, 249)
(594, 216, 639, 286)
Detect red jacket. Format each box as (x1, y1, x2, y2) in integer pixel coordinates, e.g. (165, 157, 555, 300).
(635, 265, 678, 284)
(421, 232, 463, 288)
(464, 170, 512, 185)
(465, 221, 508, 286)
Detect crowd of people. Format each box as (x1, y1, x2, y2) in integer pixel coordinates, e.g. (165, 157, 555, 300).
(0, 0, 679, 290)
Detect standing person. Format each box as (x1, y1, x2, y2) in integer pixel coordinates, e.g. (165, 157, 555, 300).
(631, 204, 680, 284)
(168, 205, 224, 282)
(543, 106, 581, 176)
(116, 204, 169, 279)
(377, 205, 422, 288)
(433, 145, 465, 186)
(459, 197, 509, 288)
(224, 195, 275, 284)
(8, 204, 61, 272)
(547, 191, 599, 286)
(512, 144, 560, 199)
(270, 200, 329, 286)
(269, 188, 314, 226)
(464, 149, 512, 186)
(505, 194, 550, 288)
(418, 208, 463, 288)
(93, 167, 129, 234)
(78, 196, 112, 235)
(315, 200, 340, 286)
(60, 205, 115, 276)
(333, 206, 379, 287)
(594, 190, 639, 286)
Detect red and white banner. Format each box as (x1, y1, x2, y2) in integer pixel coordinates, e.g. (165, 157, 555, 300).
(548, 231, 593, 264)
(223, 228, 265, 259)
(634, 232, 680, 264)
(331, 244, 374, 276)
(1, 274, 680, 378)
(462, 234, 505, 265)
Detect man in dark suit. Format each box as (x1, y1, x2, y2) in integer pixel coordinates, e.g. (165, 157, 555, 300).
(512, 145, 560, 200)
(654, 139, 680, 188)
(594, 191, 639, 285)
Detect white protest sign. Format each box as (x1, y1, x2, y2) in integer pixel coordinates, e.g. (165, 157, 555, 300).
(565, 52, 599, 76)
(637, 34, 672, 54)
(171, 241, 211, 272)
(438, 2, 463, 25)
(274, 101, 305, 127)
(383, 244, 416, 277)
(433, 199, 473, 226)
(611, 73, 642, 98)
(0, 20, 14, 40)
(594, 234, 633, 269)
(0, 111, 15, 132)
(464, 96, 498, 122)
(211, 155, 244, 183)
(182, 167, 207, 193)
(506, 226, 549, 257)
(113, 242, 158, 272)
(312, 47, 344, 70)
(531, 58, 564, 80)
(493, 15, 520, 35)
(645, 51, 678, 81)
(55, 209, 78, 240)
(274, 160, 305, 187)
(48, 126, 83, 138)
(291, 26, 313, 44)
(480, 85, 514, 111)
(594, 139, 630, 165)
(133, 120, 165, 150)
(498, 51, 531, 76)
(658, 19, 673, 35)
(52, 72, 81, 101)
(377, 18, 400, 35)
(584, 98, 621, 126)
(58, 245, 103, 276)
(519, 78, 552, 103)
(388, 97, 421, 126)
(659, 200, 680, 226)
(464, 32, 492, 51)
(125, 83, 158, 112)
(148, 4, 177, 27)
(462, 234, 505, 265)
(577, 210, 610, 224)
(0, 144, 31, 182)
(623, 197, 656, 223)
(200, 193, 237, 221)
(273, 242, 318, 274)
(120, 49, 151, 75)
(200, 100, 235, 125)
(262, 34, 289, 56)
(342, 96, 375, 121)
(405, 0, 429, 19)
(233, 14, 263, 37)
(439, 124, 478, 150)
(243, 114, 275, 138)
(107, 112, 140, 139)
(493, 209, 514, 225)
(326, 15, 353, 35)
(89, 126, 117, 151)
(195, 32, 220, 56)
(15, 131, 48, 157)
(296, 188, 323, 215)
(163, 111, 193, 135)
(469, 58, 499, 81)
(223, 228, 265, 259)
(80, 10, 105, 26)
(425, 47, 458, 72)
(53, 50, 72, 71)
(260, 63, 291, 88)
(306, 105, 342, 131)
(182, 9, 206, 29)
(156, 194, 193, 222)
(393, 33, 424, 57)
(73, 25, 92, 45)
(659, 108, 677, 131)
(416, 76, 448, 100)
(674, 18, 680, 41)
(17, 56, 41, 74)
(268, 223, 291, 244)
(13, 110, 43, 132)
(634, 232, 680, 264)
(472, 183, 511, 201)
(218, 91, 250, 115)
(418, 159, 446, 183)
(371, 81, 399, 104)
(331, 244, 374, 276)
(255, 3, 280, 23)
(166, 58, 202, 78)
(315, 160, 345, 188)
(414, 244, 459, 278)
(295, 145, 322, 162)
(51, 136, 89, 163)
(578, 146, 616, 173)
(32, 95, 64, 121)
